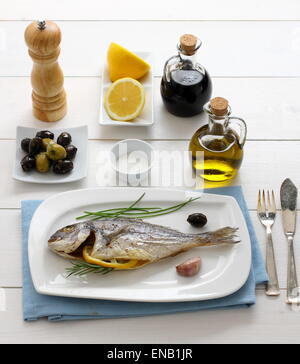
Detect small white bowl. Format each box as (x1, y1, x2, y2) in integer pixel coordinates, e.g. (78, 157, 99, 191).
(110, 139, 153, 186)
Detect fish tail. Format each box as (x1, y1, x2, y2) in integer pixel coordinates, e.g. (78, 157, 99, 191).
(196, 227, 240, 246)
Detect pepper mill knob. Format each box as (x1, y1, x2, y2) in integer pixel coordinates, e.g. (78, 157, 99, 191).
(24, 20, 67, 122)
(37, 20, 46, 30)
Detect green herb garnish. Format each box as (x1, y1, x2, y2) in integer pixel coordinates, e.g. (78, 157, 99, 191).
(76, 193, 200, 221)
(66, 261, 114, 277)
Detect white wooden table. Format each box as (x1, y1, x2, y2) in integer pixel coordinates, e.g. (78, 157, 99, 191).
(1, 0, 300, 344)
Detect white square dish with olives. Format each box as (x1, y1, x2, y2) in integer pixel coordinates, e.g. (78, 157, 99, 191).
(13, 126, 88, 184)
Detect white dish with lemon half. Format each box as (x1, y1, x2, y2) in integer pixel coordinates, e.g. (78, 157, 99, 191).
(99, 51, 154, 126)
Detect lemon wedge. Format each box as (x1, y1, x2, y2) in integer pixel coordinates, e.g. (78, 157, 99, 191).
(104, 77, 146, 121)
(83, 247, 138, 269)
(107, 43, 150, 82)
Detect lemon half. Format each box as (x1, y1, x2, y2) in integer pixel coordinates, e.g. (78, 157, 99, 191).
(104, 77, 146, 121)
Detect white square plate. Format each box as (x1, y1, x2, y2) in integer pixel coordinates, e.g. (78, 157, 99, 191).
(99, 52, 154, 126)
(29, 188, 252, 302)
(13, 125, 88, 184)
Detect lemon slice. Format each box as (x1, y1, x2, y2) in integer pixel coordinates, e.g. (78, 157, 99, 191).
(83, 247, 138, 269)
(104, 77, 146, 121)
(107, 43, 150, 82)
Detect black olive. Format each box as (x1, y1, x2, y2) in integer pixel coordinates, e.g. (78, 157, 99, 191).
(187, 213, 208, 228)
(29, 137, 44, 156)
(20, 155, 36, 172)
(21, 138, 31, 153)
(53, 160, 74, 174)
(65, 145, 77, 160)
(57, 132, 72, 147)
(36, 130, 54, 140)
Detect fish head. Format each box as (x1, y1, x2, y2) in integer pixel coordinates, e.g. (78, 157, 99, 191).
(48, 223, 92, 259)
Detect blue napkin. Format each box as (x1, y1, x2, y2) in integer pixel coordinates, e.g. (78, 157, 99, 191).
(22, 186, 268, 321)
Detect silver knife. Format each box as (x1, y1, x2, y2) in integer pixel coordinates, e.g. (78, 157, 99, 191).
(281, 178, 300, 305)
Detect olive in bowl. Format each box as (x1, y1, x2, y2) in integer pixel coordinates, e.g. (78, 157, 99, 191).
(65, 145, 77, 160)
(29, 137, 44, 156)
(20, 155, 36, 172)
(53, 160, 74, 174)
(47, 142, 67, 161)
(35, 152, 51, 173)
(57, 132, 72, 147)
(36, 130, 54, 140)
(42, 138, 54, 150)
(21, 138, 31, 153)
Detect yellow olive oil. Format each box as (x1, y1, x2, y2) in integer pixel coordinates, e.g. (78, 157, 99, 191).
(189, 125, 244, 182)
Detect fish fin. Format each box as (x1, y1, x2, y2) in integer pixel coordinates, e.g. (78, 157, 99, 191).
(197, 227, 240, 246)
(91, 231, 109, 256)
(105, 225, 132, 241)
(104, 222, 146, 244)
(91, 225, 136, 255)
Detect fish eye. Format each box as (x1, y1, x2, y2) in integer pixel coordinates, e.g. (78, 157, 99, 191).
(61, 225, 75, 233)
(48, 236, 62, 243)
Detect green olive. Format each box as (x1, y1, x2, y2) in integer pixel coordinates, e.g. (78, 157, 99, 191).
(42, 138, 54, 150)
(35, 152, 50, 173)
(47, 142, 67, 161)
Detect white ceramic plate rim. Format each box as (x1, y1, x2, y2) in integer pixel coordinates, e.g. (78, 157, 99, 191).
(99, 51, 154, 126)
(28, 188, 252, 302)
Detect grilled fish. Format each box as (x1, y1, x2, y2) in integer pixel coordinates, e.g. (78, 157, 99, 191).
(48, 218, 239, 268)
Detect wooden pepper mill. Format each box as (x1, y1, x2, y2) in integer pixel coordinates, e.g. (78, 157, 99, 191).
(24, 20, 67, 122)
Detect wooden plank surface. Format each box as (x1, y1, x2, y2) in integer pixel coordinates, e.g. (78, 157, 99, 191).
(0, 77, 299, 141)
(0, 289, 298, 344)
(0, 21, 299, 77)
(1, 0, 300, 21)
(1, 140, 300, 209)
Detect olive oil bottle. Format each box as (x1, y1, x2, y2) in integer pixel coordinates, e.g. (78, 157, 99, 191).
(189, 97, 247, 182)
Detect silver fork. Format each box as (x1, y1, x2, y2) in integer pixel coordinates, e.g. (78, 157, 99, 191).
(257, 190, 280, 296)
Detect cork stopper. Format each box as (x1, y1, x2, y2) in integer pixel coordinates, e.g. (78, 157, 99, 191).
(180, 34, 198, 55)
(210, 97, 229, 116)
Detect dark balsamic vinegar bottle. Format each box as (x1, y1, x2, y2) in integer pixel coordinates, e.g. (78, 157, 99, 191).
(161, 34, 212, 117)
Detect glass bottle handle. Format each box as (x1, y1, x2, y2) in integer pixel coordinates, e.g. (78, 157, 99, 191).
(228, 117, 247, 147)
(163, 55, 181, 82)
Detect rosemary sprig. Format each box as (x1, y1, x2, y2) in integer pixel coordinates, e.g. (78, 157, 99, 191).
(66, 261, 114, 277)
